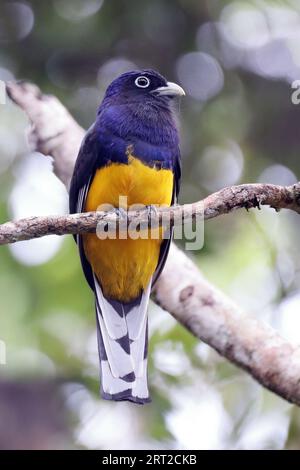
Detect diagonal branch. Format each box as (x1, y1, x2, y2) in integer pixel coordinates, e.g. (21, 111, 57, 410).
(4, 81, 300, 407)
(155, 244, 300, 407)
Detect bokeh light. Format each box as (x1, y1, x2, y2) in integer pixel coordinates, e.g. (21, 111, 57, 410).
(176, 52, 224, 101)
(97, 58, 137, 92)
(258, 164, 297, 186)
(0, 2, 34, 42)
(9, 153, 68, 265)
(53, 0, 104, 23)
(197, 141, 244, 191)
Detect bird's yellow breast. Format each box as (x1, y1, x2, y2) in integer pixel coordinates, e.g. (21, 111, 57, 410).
(83, 156, 173, 302)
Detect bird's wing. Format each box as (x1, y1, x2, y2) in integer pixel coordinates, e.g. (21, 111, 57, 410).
(69, 125, 100, 289)
(152, 145, 181, 287)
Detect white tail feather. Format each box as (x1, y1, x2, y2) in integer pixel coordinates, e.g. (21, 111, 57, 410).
(101, 361, 133, 395)
(96, 307, 133, 378)
(130, 315, 148, 378)
(132, 360, 149, 399)
(126, 282, 151, 340)
(94, 275, 151, 403)
(94, 277, 128, 339)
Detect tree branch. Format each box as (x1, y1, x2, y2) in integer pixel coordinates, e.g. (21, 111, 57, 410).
(0, 182, 300, 245)
(155, 244, 300, 406)
(6, 81, 84, 189)
(5, 81, 300, 407)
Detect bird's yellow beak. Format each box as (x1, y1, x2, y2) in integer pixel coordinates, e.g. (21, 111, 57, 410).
(153, 81, 185, 97)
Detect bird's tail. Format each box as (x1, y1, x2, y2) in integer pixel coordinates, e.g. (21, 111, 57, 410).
(93, 275, 151, 404)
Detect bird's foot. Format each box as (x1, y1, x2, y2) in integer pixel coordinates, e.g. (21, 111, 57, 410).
(146, 204, 159, 220)
(114, 207, 128, 219)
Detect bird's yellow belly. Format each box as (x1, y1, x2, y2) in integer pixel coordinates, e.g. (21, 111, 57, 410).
(83, 156, 173, 302)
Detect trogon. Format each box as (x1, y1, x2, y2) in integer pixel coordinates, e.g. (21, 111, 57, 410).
(69, 70, 185, 404)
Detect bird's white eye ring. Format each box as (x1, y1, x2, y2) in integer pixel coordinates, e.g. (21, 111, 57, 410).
(135, 76, 150, 88)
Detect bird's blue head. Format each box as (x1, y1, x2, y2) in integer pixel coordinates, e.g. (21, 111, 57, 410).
(103, 69, 185, 104)
(98, 69, 185, 145)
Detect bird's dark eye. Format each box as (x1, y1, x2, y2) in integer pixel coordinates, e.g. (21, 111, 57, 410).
(135, 76, 150, 88)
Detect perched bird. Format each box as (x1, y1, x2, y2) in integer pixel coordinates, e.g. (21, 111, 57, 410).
(69, 70, 184, 404)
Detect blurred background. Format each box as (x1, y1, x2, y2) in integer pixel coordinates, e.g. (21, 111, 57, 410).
(0, 0, 300, 450)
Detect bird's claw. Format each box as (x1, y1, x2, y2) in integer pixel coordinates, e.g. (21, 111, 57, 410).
(114, 207, 128, 219)
(146, 205, 159, 219)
